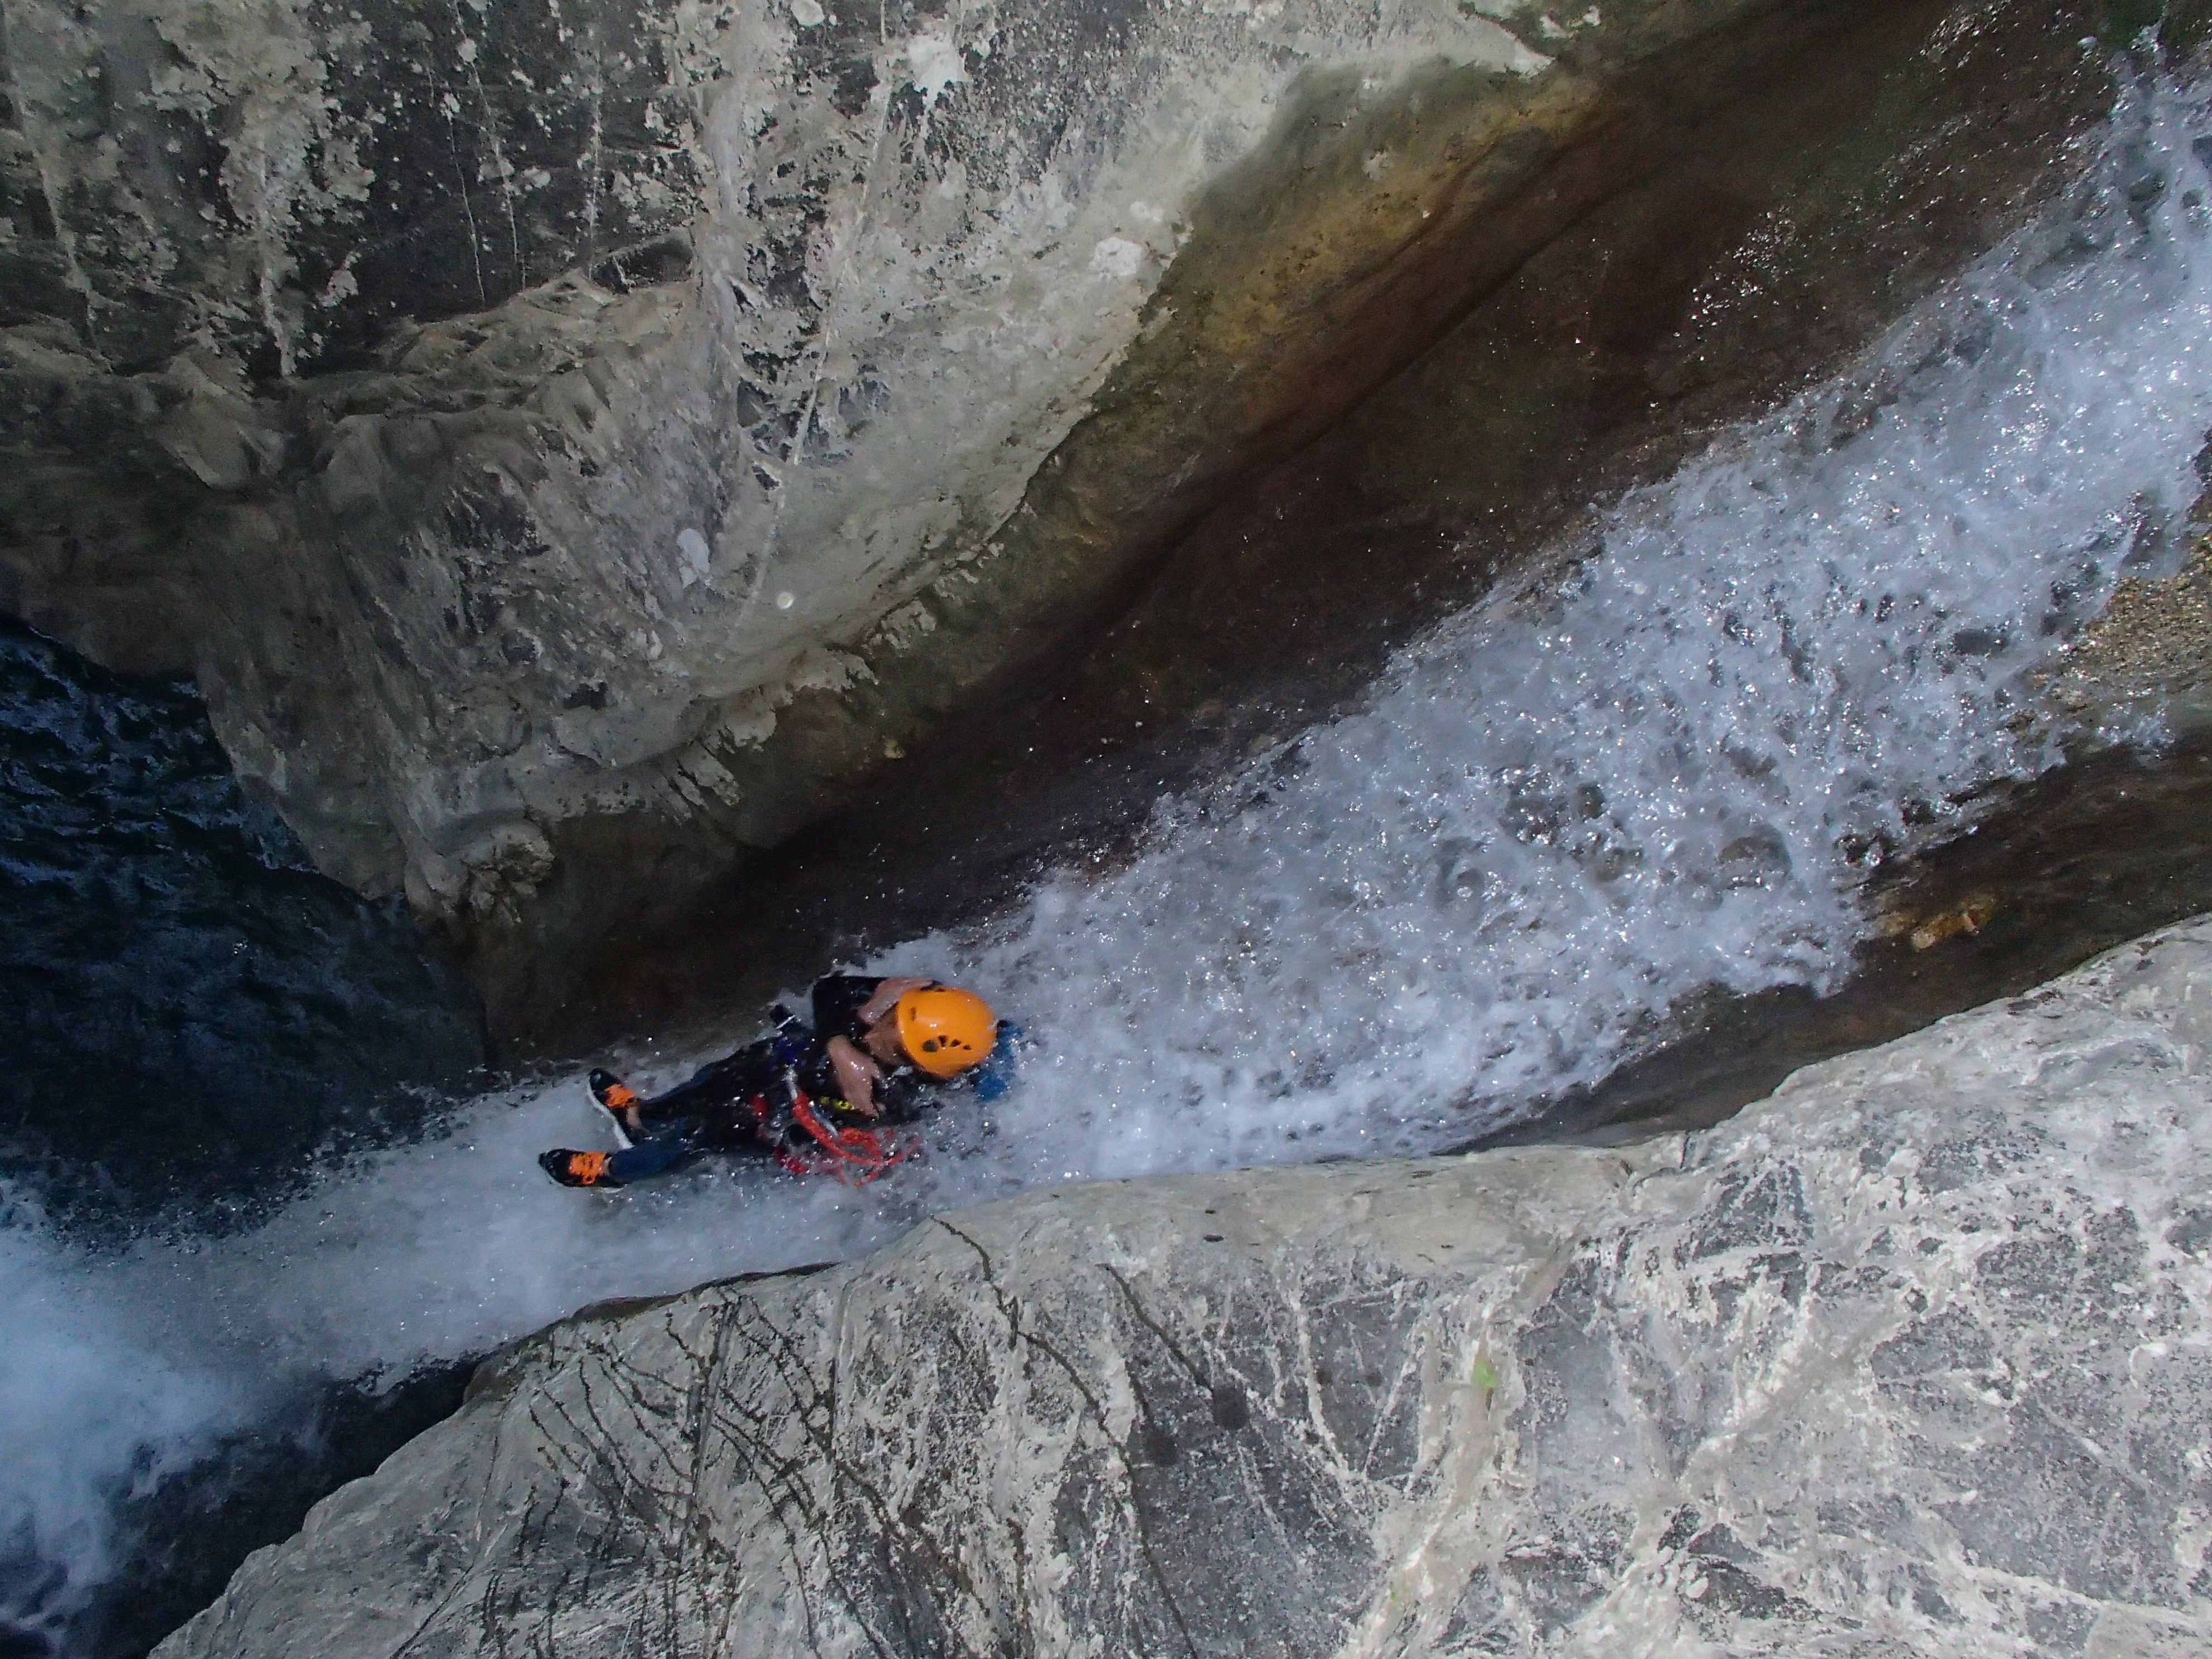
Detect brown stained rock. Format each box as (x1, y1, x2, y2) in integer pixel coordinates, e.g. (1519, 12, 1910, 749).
(1872, 888, 2001, 952)
(0, 0, 2157, 1042)
(154, 916, 2212, 1658)
(2047, 534, 2212, 730)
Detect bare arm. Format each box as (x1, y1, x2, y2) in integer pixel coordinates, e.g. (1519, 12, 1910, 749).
(826, 1035, 883, 1117)
(855, 975, 933, 1029)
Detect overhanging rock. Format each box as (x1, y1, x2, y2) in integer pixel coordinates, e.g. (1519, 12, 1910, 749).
(0, 0, 2132, 1026)
(156, 915, 2212, 1656)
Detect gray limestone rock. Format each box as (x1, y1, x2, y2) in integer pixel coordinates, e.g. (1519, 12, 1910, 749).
(156, 915, 2212, 1657)
(0, 0, 2140, 1027)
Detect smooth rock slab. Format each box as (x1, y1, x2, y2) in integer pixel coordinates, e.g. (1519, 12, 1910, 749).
(159, 919, 2212, 1657)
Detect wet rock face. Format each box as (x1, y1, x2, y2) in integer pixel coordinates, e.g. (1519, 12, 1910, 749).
(0, 0, 2159, 1030)
(157, 917, 2212, 1657)
(2050, 531, 2212, 731)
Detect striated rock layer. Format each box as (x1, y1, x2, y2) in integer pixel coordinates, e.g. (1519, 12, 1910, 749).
(159, 916, 2212, 1656)
(0, 0, 2143, 1029)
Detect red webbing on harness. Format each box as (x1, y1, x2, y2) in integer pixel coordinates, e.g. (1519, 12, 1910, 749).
(756, 1087, 911, 1185)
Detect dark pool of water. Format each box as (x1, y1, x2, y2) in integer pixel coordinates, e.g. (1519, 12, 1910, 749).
(0, 619, 488, 1656)
(0, 617, 486, 1234)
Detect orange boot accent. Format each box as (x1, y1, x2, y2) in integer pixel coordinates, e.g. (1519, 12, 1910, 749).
(589, 1069, 639, 1112)
(540, 1148, 618, 1188)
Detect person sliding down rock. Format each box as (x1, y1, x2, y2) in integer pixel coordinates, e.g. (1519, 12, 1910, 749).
(538, 977, 1015, 1189)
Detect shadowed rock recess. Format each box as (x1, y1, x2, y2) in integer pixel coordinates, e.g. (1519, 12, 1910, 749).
(0, 0, 2161, 1032)
(158, 917, 2212, 1657)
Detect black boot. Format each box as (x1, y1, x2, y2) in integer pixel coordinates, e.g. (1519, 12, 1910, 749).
(587, 1069, 639, 1147)
(540, 1148, 619, 1187)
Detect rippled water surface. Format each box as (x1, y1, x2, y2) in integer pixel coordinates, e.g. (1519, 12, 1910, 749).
(0, 620, 483, 1221)
(0, 624, 481, 1651)
(13, 68, 2212, 1659)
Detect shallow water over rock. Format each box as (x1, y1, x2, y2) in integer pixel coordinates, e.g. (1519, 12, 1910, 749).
(1493, 731, 2212, 1147)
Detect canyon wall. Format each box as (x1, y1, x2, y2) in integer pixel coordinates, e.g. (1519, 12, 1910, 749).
(0, 0, 2146, 1029)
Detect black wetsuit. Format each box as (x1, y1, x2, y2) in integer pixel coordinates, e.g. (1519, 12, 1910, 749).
(600, 976, 945, 1183)
(799, 974, 939, 1123)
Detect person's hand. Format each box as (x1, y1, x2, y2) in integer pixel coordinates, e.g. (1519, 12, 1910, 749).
(827, 1034, 884, 1117)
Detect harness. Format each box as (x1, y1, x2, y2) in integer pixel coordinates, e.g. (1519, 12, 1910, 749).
(747, 1069, 913, 1186)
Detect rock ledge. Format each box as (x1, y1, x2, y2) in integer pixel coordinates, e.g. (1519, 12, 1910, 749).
(158, 919, 2212, 1657)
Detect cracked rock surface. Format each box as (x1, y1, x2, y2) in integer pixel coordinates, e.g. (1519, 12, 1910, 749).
(0, 0, 1608, 918)
(158, 915, 2212, 1657)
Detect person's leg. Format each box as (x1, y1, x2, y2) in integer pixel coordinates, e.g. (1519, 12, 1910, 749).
(541, 1120, 705, 1188)
(602, 1123, 702, 1183)
(546, 1045, 788, 1187)
(633, 1042, 777, 1127)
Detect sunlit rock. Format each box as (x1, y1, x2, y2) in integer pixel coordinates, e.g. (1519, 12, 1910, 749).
(156, 915, 2212, 1657)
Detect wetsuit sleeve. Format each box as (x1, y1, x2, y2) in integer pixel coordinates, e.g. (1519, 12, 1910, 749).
(809, 974, 884, 1044)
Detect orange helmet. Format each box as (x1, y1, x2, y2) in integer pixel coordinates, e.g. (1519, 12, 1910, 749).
(894, 985, 998, 1078)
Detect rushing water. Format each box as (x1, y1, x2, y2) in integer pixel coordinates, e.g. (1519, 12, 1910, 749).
(0, 624, 483, 1652)
(12, 67, 2212, 1659)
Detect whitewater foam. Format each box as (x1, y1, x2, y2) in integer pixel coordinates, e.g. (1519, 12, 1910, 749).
(922, 69, 2212, 1186)
(0, 1203, 249, 1641)
(14, 66, 2212, 1655)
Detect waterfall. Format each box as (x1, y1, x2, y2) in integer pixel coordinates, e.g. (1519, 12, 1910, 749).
(9, 66, 2212, 1658)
